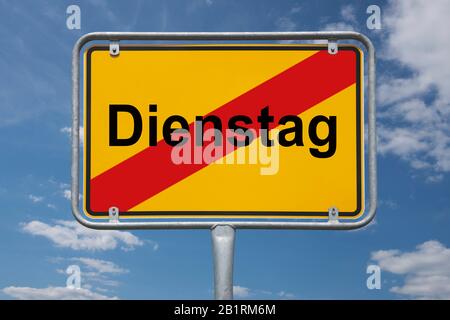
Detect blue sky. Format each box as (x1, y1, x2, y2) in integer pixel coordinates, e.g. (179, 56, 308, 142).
(1, 0, 450, 300)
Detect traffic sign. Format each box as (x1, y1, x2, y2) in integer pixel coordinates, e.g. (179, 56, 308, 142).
(83, 44, 364, 219)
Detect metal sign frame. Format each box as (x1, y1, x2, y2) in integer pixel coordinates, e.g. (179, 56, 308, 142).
(72, 31, 376, 231)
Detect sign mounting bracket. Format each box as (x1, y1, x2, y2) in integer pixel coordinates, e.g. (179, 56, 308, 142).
(109, 40, 120, 56)
(328, 39, 338, 54)
(328, 207, 339, 223)
(108, 206, 119, 223)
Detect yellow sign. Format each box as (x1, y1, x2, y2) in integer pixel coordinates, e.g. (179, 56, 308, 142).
(83, 44, 364, 219)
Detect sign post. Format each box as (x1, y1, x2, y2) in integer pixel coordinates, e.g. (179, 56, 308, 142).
(72, 32, 376, 299)
(212, 225, 235, 300)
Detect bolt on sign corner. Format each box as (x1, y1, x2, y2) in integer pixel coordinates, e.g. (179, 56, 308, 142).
(83, 44, 364, 220)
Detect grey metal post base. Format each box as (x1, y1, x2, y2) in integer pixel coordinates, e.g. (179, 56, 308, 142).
(211, 225, 236, 300)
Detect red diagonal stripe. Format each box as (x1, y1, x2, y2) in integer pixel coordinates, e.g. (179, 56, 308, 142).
(89, 50, 356, 213)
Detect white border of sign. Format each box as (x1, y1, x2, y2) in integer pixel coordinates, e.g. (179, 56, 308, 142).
(71, 31, 376, 231)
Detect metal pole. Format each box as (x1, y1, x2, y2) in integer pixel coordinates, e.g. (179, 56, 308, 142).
(211, 225, 235, 300)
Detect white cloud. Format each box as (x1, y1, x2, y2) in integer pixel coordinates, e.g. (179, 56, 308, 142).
(61, 126, 84, 146)
(379, 199, 398, 209)
(425, 174, 444, 184)
(21, 220, 145, 251)
(233, 285, 250, 298)
(146, 240, 159, 251)
(384, 1, 450, 101)
(52, 257, 125, 289)
(276, 4, 356, 42)
(63, 189, 71, 200)
(233, 285, 296, 299)
(25, 177, 77, 209)
(2, 286, 117, 300)
(389, 99, 438, 124)
(62, 188, 82, 202)
(275, 16, 297, 31)
(321, 4, 357, 32)
(378, 127, 428, 158)
(377, 76, 429, 106)
(3, 256, 128, 299)
(60, 127, 71, 135)
(88, 0, 119, 23)
(340, 4, 356, 23)
(278, 291, 296, 299)
(371, 240, 450, 299)
(71, 257, 128, 274)
(322, 21, 355, 32)
(378, 0, 450, 174)
(28, 194, 43, 203)
(0, 3, 70, 127)
(290, 6, 301, 14)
